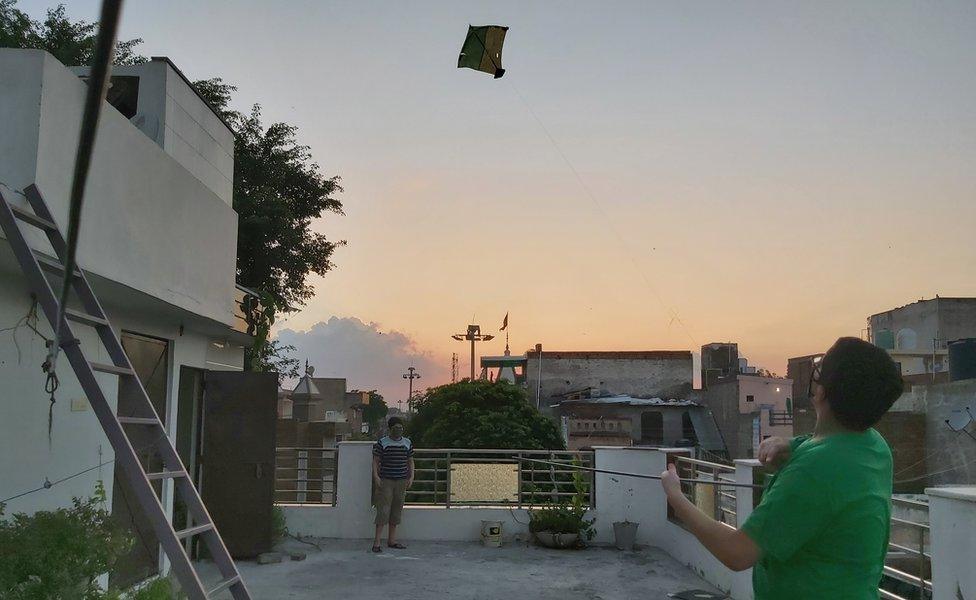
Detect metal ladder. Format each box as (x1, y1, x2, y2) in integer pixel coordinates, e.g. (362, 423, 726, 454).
(0, 184, 251, 600)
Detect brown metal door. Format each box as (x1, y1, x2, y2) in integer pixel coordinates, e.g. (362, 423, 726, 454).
(200, 370, 278, 558)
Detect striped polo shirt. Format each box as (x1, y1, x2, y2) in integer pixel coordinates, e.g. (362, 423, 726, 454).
(373, 435, 414, 479)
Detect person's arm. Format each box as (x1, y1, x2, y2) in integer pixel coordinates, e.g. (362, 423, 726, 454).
(661, 464, 760, 571)
(372, 442, 382, 485)
(407, 458, 415, 487)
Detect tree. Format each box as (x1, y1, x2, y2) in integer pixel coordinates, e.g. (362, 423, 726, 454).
(3, 3, 346, 373)
(1, 1, 146, 65)
(362, 391, 389, 436)
(195, 79, 345, 371)
(408, 380, 565, 450)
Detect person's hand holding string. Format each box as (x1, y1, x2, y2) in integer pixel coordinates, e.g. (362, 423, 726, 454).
(757, 436, 792, 471)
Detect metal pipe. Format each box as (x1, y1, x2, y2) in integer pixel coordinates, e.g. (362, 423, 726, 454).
(516, 456, 765, 489)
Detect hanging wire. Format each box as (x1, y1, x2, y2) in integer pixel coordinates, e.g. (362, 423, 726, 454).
(45, 0, 124, 377)
(0, 432, 166, 506)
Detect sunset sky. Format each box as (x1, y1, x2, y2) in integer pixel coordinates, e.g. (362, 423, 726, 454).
(28, 1, 976, 403)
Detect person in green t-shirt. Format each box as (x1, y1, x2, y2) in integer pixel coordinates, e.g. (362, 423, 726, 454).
(661, 337, 904, 599)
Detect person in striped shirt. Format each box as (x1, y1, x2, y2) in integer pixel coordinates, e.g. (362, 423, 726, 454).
(371, 417, 414, 552)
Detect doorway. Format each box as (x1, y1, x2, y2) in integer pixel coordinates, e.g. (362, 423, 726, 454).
(110, 331, 169, 588)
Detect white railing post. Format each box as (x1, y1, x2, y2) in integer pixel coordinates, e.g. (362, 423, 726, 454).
(734, 459, 762, 526)
(926, 486, 976, 600)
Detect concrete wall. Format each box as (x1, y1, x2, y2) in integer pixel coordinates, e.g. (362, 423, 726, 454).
(699, 381, 744, 457)
(0, 249, 244, 517)
(525, 351, 694, 411)
(0, 49, 239, 327)
(282, 443, 756, 599)
(70, 58, 235, 205)
(926, 487, 976, 600)
(869, 298, 976, 379)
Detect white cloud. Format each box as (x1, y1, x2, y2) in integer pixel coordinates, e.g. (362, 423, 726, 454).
(275, 316, 450, 408)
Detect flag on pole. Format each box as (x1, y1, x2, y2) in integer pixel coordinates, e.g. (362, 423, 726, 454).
(501, 313, 509, 331)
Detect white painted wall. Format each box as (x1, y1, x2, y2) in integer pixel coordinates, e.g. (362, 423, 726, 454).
(738, 376, 793, 443)
(0, 251, 243, 517)
(0, 49, 239, 327)
(282, 443, 757, 599)
(70, 58, 235, 205)
(926, 486, 976, 600)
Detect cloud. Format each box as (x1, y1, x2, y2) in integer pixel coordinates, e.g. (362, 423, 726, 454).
(275, 316, 450, 408)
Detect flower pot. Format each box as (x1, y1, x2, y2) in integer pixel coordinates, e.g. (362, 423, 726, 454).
(613, 521, 639, 550)
(534, 531, 580, 549)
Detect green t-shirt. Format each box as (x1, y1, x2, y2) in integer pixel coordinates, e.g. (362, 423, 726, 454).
(742, 429, 892, 600)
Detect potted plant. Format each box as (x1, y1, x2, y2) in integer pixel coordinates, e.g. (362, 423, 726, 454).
(612, 482, 639, 550)
(528, 464, 595, 549)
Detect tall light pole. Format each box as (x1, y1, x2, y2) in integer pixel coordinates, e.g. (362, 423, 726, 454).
(452, 324, 494, 381)
(402, 366, 421, 411)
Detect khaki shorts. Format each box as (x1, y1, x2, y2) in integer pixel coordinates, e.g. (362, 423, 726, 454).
(374, 478, 409, 525)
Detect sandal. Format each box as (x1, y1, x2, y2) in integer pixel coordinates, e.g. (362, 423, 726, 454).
(387, 543, 406, 549)
(371, 545, 382, 553)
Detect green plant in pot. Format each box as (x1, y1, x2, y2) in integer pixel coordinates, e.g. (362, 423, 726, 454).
(528, 463, 595, 549)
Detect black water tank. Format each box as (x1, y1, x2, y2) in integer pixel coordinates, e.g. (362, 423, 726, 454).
(948, 338, 976, 382)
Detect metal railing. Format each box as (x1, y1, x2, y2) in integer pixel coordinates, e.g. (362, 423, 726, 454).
(673, 456, 738, 527)
(882, 498, 931, 600)
(406, 449, 594, 508)
(768, 411, 794, 426)
(275, 447, 338, 505)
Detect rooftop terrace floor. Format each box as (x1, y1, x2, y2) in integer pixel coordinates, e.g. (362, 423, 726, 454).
(199, 539, 723, 600)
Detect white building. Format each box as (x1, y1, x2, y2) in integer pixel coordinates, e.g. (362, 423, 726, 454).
(0, 49, 250, 579)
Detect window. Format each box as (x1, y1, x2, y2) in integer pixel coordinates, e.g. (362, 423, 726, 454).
(681, 411, 698, 445)
(746, 394, 755, 403)
(641, 412, 664, 445)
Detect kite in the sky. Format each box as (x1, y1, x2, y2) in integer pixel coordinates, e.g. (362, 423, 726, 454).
(457, 25, 508, 79)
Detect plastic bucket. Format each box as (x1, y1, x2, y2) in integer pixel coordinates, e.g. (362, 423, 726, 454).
(613, 521, 639, 551)
(481, 520, 503, 547)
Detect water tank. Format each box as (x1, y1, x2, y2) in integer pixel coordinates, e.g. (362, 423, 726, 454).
(948, 338, 976, 382)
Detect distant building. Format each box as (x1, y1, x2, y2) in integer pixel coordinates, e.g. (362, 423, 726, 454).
(700, 343, 793, 459)
(525, 347, 694, 413)
(552, 391, 725, 452)
(868, 297, 976, 385)
(480, 353, 527, 384)
(279, 373, 371, 445)
(786, 354, 823, 435)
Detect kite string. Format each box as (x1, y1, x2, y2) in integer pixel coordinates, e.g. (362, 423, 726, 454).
(505, 79, 698, 346)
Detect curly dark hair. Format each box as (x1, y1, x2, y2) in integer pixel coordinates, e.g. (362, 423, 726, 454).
(819, 337, 904, 430)
(387, 416, 404, 428)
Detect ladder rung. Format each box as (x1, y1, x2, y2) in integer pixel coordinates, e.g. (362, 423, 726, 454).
(10, 204, 57, 231)
(208, 575, 241, 596)
(146, 470, 187, 481)
(65, 308, 109, 328)
(175, 523, 214, 539)
(90, 361, 135, 376)
(35, 253, 81, 277)
(118, 416, 161, 426)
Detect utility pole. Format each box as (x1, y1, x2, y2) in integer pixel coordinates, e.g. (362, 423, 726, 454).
(452, 324, 494, 381)
(451, 353, 459, 383)
(402, 366, 421, 411)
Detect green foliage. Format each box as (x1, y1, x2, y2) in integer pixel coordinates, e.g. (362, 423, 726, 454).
(193, 79, 345, 371)
(408, 380, 565, 450)
(271, 506, 287, 545)
(528, 462, 595, 541)
(0, 482, 133, 599)
(362, 391, 389, 435)
(0, 1, 146, 65)
(232, 104, 345, 314)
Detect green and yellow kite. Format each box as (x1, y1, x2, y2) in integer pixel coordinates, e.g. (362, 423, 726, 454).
(457, 25, 508, 79)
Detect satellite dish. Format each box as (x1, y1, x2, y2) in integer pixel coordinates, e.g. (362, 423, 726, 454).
(946, 407, 974, 432)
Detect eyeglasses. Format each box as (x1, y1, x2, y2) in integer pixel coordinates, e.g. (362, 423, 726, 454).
(807, 355, 824, 399)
